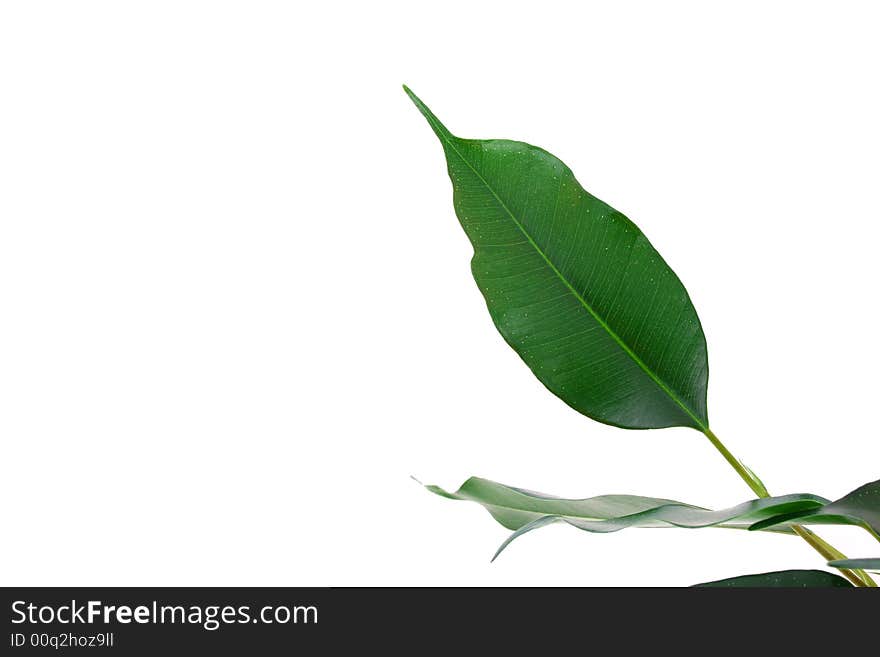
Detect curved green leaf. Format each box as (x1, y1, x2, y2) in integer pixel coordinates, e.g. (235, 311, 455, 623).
(425, 477, 828, 559)
(749, 478, 880, 539)
(828, 558, 880, 573)
(406, 86, 709, 430)
(695, 570, 853, 588)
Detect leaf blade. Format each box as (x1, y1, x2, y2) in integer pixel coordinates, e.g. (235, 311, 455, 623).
(694, 570, 853, 588)
(828, 558, 880, 573)
(425, 477, 827, 558)
(749, 478, 880, 539)
(406, 87, 709, 430)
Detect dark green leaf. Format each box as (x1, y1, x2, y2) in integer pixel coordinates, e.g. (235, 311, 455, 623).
(695, 570, 853, 588)
(827, 558, 880, 573)
(750, 478, 880, 540)
(406, 86, 709, 430)
(425, 477, 827, 559)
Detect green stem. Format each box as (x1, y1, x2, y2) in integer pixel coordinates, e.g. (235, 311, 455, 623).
(790, 527, 870, 587)
(703, 428, 769, 498)
(702, 428, 876, 588)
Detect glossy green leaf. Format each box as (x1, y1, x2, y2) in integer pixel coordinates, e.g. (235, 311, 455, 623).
(406, 86, 709, 430)
(425, 477, 828, 559)
(750, 479, 880, 539)
(695, 570, 853, 588)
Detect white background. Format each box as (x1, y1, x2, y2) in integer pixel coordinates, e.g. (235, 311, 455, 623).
(2, 1, 879, 586)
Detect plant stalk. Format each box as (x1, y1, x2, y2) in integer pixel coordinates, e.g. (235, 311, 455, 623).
(702, 428, 876, 587)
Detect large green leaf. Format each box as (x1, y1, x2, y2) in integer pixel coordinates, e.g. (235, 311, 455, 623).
(695, 570, 853, 588)
(425, 477, 828, 559)
(406, 86, 709, 430)
(750, 479, 880, 539)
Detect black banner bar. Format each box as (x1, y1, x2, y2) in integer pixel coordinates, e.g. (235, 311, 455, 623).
(1, 587, 874, 653)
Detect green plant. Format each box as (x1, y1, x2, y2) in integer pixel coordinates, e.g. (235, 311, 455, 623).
(404, 85, 880, 587)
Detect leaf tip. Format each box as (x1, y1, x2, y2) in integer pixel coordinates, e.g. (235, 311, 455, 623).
(401, 83, 421, 109)
(402, 85, 452, 141)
